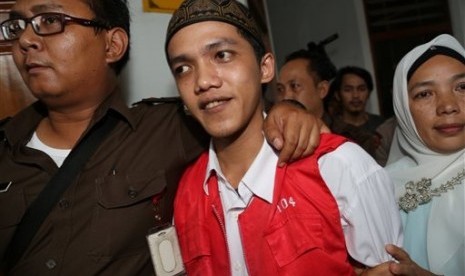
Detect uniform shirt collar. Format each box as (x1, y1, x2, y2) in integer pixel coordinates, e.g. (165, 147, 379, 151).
(1, 88, 135, 146)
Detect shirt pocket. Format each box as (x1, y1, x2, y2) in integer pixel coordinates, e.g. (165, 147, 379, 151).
(264, 214, 323, 267)
(96, 170, 166, 208)
(0, 185, 26, 229)
(89, 171, 167, 258)
(0, 185, 27, 259)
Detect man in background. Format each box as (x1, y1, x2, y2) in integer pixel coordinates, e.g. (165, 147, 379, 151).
(328, 66, 386, 158)
(276, 45, 336, 124)
(277, 51, 384, 159)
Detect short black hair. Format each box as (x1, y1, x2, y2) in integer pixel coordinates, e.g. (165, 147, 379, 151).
(283, 47, 337, 83)
(84, 0, 131, 75)
(332, 66, 374, 93)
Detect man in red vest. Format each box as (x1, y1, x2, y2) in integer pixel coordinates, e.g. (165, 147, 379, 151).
(165, 0, 402, 275)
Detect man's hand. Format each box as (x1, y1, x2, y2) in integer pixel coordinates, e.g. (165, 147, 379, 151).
(385, 244, 439, 276)
(350, 255, 394, 276)
(263, 101, 330, 166)
(352, 245, 439, 276)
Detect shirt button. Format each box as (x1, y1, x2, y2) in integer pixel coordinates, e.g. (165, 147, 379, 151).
(128, 188, 138, 199)
(45, 259, 57, 269)
(59, 199, 70, 209)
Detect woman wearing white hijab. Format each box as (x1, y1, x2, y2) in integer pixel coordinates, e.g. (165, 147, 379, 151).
(384, 34, 465, 275)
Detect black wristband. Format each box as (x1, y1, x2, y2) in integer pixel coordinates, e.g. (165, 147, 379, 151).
(280, 99, 307, 110)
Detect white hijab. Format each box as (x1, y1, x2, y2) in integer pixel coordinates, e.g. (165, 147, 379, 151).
(387, 34, 465, 274)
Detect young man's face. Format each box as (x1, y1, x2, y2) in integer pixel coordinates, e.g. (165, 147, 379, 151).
(9, 0, 116, 107)
(407, 54, 465, 153)
(167, 21, 274, 139)
(277, 58, 327, 117)
(338, 73, 370, 114)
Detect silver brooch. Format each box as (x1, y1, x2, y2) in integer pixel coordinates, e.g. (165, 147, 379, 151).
(399, 169, 465, 212)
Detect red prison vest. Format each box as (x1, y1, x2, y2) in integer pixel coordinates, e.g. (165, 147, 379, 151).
(174, 133, 355, 276)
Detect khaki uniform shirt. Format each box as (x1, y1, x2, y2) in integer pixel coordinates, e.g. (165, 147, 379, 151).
(0, 92, 207, 275)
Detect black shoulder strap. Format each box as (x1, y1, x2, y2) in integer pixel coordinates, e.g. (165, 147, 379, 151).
(3, 114, 119, 272)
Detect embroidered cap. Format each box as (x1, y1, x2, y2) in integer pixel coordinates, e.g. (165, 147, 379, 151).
(165, 0, 264, 50)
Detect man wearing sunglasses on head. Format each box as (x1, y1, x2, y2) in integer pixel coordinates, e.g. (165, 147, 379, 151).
(0, 0, 325, 275)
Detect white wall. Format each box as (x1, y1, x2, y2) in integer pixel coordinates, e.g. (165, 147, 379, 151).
(120, 1, 177, 104)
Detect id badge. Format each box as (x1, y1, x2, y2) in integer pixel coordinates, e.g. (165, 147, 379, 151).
(147, 223, 186, 276)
